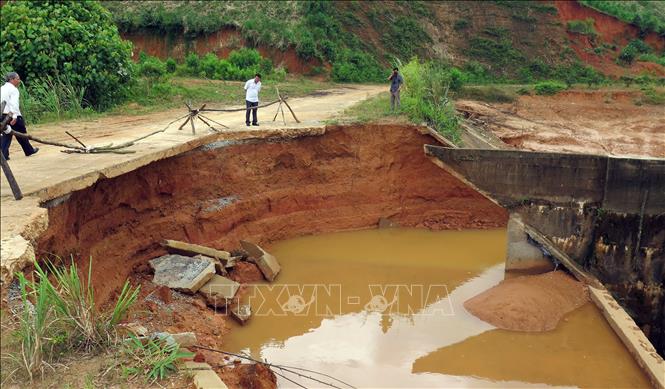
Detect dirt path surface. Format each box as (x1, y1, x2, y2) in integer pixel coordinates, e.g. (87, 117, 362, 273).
(0, 85, 384, 280)
(457, 89, 665, 158)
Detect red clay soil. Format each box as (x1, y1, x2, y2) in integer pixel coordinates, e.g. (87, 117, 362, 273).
(554, 1, 665, 77)
(34, 124, 507, 388)
(458, 88, 665, 158)
(464, 271, 590, 332)
(37, 125, 507, 305)
(122, 28, 324, 74)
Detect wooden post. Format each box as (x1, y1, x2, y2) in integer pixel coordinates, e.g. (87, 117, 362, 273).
(189, 114, 197, 135)
(0, 153, 23, 200)
(280, 93, 300, 123)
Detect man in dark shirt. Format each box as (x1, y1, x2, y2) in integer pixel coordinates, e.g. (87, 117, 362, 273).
(388, 67, 404, 112)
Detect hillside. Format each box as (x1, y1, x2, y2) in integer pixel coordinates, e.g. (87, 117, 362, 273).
(102, 0, 665, 81)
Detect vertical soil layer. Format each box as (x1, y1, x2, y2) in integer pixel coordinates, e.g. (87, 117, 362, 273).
(36, 125, 508, 303)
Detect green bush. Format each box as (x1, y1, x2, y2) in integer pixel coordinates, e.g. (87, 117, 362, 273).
(534, 80, 567, 95)
(637, 53, 665, 66)
(579, 0, 665, 35)
(200, 53, 219, 78)
(184, 53, 201, 75)
(566, 18, 597, 37)
(618, 39, 652, 64)
(401, 59, 461, 143)
(165, 58, 177, 73)
(640, 86, 665, 105)
(1, 0, 133, 109)
(138, 57, 167, 79)
(331, 49, 384, 82)
(228, 48, 262, 68)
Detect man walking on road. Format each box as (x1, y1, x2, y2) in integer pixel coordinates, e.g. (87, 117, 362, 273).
(1, 72, 39, 160)
(244, 73, 262, 126)
(388, 67, 404, 112)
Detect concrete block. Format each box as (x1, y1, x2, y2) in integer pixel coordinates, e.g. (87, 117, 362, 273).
(194, 254, 228, 275)
(240, 240, 281, 281)
(150, 254, 216, 293)
(171, 332, 197, 348)
(199, 275, 240, 308)
(240, 240, 265, 258)
(162, 239, 232, 264)
(505, 214, 554, 274)
(254, 253, 281, 282)
(230, 303, 252, 325)
(181, 361, 229, 389)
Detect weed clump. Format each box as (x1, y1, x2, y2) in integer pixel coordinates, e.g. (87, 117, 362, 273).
(2, 259, 140, 383)
(534, 80, 567, 95)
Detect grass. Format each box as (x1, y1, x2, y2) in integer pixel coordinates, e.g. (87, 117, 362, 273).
(339, 92, 396, 123)
(1, 258, 140, 384)
(567, 19, 598, 37)
(26, 76, 335, 126)
(579, 0, 665, 35)
(120, 334, 193, 383)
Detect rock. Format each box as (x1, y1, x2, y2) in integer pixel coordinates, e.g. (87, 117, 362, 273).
(162, 239, 232, 265)
(239, 240, 265, 258)
(229, 261, 264, 283)
(150, 254, 216, 293)
(230, 303, 252, 325)
(118, 322, 148, 337)
(171, 332, 197, 348)
(152, 331, 196, 348)
(193, 352, 206, 363)
(254, 254, 281, 282)
(194, 254, 228, 275)
(240, 241, 281, 282)
(199, 275, 240, 308)
(378, 216, 399, 229)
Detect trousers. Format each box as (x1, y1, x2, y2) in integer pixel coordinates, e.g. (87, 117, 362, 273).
(245, 100, 258, 125)
(1, 115, 37, 159)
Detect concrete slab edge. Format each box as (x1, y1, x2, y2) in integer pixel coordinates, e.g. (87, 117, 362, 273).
(589, 287, 665, 389)
(34, 126, 327, 202)
(181, 361, 229, 389)
(524, 224, 663, 388)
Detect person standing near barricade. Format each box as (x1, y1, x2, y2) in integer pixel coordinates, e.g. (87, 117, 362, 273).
(1, 72, 39, 160)
(244, 73, 262, 126)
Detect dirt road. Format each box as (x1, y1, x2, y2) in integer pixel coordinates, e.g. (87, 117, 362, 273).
(457, 89, 665, 158)
(0, 85, 384, 279)
(1, 85, 384, 199)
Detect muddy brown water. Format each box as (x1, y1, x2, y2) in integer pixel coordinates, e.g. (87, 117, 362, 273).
(224, 228, 650, 388)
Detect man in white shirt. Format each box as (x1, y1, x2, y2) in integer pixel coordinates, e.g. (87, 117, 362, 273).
(244, 73, 262, 126)
(1, 72, 38, 160)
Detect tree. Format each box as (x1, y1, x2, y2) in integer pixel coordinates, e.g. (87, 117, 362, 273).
(1, 0, 133, 108)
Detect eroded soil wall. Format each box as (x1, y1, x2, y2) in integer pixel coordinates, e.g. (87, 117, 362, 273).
(36, 125, 507, 303)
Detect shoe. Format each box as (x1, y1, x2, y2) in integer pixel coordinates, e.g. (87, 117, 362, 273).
(28, 147, 39, 156)
(246, 123, 250, 127)
(252, 123, 259, 126)
(3, 155, 8, 161)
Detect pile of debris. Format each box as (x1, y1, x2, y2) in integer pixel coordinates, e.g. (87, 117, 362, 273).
(149, 239, 281, 325)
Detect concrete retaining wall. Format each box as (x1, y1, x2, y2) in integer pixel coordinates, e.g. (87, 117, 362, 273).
(425, 145, 665, 357)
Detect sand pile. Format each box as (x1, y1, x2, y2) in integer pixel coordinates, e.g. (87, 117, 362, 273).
(464, 271, 589, 332)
